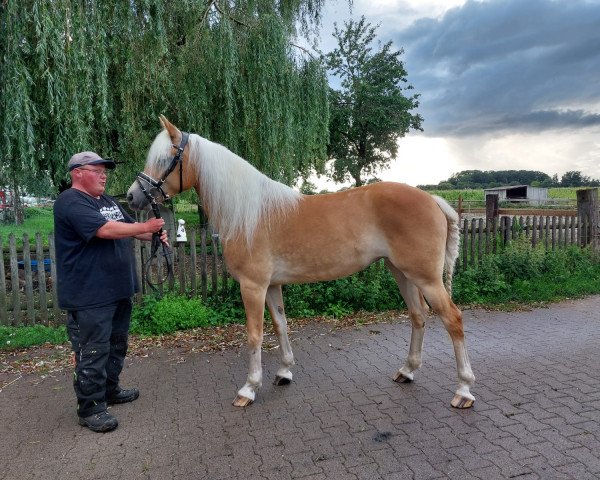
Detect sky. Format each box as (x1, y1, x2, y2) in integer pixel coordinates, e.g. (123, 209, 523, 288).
(310, 0, 600, 189)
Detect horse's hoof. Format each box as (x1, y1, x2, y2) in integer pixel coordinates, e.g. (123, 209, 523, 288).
(273, 375, 291, 386)
(232, 395, 254, 407)
(451, 394, 474, 409)
(393, 371, 413, 383)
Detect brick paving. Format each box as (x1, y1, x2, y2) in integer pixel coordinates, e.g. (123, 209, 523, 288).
(1, 295, 600, 479)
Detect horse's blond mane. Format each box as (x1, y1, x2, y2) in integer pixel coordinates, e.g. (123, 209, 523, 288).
(146, 130, 301, 244)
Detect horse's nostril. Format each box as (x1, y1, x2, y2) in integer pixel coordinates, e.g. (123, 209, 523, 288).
(127, 193, 133, 202)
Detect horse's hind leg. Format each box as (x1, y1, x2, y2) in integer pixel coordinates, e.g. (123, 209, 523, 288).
(233, 281, 268, 407)
(385, 261, 428, 383)
(420, 282, 476, 409)
(265, 285, 294, 386)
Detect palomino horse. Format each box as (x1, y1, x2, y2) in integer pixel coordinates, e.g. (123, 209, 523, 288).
(127, 116, 476, 409)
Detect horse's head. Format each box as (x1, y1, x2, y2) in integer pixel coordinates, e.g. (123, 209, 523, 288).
(127, 115, 194, 210)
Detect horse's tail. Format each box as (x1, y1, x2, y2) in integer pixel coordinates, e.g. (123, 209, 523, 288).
(432, 195, 460, 295)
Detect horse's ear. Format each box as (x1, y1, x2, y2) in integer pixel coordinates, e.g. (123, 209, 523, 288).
(158, 115, 180, 141)
(159, 114, 168, 129)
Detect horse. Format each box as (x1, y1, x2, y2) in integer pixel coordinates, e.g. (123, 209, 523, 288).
(127, 115, 476, 409)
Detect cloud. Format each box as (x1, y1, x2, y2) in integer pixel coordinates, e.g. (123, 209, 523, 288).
(391, 0, 600, 137)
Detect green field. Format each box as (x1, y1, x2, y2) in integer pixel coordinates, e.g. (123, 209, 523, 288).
(429, 187, 581, 203)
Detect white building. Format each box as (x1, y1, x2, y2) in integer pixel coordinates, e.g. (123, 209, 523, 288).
(484, 185, 548, 205)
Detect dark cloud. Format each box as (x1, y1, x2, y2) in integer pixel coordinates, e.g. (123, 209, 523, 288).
(393, 0, 600, 136)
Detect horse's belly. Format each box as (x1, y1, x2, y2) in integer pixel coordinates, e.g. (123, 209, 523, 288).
(271, 240, 386, 284)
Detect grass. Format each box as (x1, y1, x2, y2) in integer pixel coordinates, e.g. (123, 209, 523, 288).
(0, 324, 68, 349)
(0, 208, 55, 245)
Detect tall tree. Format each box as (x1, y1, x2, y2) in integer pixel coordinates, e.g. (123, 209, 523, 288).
(0, 0, 330, 223)
(323, 17, 422, 187)
(561, 171, 585, 187)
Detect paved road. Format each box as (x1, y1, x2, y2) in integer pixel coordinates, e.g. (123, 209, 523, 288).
(1, 296, 600, 479)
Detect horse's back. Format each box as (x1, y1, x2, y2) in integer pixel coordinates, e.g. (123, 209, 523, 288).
(296, 182, 446, 233)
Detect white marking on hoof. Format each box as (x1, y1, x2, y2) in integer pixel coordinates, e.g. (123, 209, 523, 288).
(451, 386, 475, 409)
(451, 394, 474, 409)
(233, 385, 256, 407)
(232, 395, 254, 407)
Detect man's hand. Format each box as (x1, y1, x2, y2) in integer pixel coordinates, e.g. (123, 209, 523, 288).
(158, 229, 169, 247)
(144, 217, 165, 234)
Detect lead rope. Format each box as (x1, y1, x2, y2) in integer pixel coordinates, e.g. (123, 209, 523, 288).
(137, 178, 173, 294)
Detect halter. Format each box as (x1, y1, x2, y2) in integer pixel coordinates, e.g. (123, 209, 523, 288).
(135, 131, 189, 294)
(135, 131, 189, 206)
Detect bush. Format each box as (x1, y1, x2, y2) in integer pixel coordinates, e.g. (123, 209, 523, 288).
(130, 294, 219, 335)
(453, 244, 600, 305)
(453, 256, 509, 304)
(282, 261, 404, 318)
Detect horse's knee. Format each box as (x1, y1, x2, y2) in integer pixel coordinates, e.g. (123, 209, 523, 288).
(247, 332, 263, 349)
(441, 307, 464, 340)
(408, 309, 426, 329)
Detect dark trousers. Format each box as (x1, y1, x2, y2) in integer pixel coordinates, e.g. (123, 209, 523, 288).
(66, 298, 133, 418)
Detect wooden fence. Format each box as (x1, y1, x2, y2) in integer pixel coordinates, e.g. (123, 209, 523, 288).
(458, 188, 599, 269)
(458, 213, 590, 271)
(0, 227, 230, 326)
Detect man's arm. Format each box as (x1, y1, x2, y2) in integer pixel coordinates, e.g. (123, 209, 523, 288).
(96, 217, 165, 240)
(134, 229, 169, 245)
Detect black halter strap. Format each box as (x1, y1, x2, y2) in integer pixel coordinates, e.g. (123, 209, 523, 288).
(135, 132, 189, 293)
(136, 131, 189, 204)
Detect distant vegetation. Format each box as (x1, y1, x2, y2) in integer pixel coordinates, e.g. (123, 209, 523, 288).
(429, 187, 583, 203)
(419, 169, 600, 190)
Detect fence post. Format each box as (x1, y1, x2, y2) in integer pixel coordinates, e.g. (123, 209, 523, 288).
(577, 188, 599, 252)
(201, 228, 208, 300)
(22, 234, 35, 324)
(134, 239, 143, 302)
(0, 237, 6, 325)
(501, 216, 510, 245)
(189, 230, 197, 296)
(36, 233, 48, 325)
(48, 233, 62, 322)
(462, 218, 468, 271)
(485, 194, 499, 220)
(9, 234, 21, 325)
(469, 218, 476, 267)
(178, 241, 186, 294)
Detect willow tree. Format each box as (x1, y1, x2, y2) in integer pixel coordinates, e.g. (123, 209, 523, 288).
(0, 0, 330, 223)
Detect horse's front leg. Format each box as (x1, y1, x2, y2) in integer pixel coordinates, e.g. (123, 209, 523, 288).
(265, 285, 294, 386)
(233, 281, 268, 407)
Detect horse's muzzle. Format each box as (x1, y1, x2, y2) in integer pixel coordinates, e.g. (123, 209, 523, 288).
(126, 189, 151, 211)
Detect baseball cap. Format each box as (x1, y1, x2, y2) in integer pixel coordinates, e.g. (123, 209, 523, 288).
(68, 151, 116, 171)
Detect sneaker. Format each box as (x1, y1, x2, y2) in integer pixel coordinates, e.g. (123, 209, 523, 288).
(107, 387, 139, 405)
(78, 411, 118, 432)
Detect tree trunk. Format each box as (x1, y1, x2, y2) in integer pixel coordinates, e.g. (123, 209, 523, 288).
(10, 179, 24, 225)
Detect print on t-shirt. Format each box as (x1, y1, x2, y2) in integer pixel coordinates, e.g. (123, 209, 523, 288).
(100, 204, 125, 222)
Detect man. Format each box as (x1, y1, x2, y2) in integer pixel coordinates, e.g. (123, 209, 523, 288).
(54, 151, 168, 433)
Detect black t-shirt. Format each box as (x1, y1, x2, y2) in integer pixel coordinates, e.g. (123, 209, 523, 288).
(53, 188, 139, 310)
